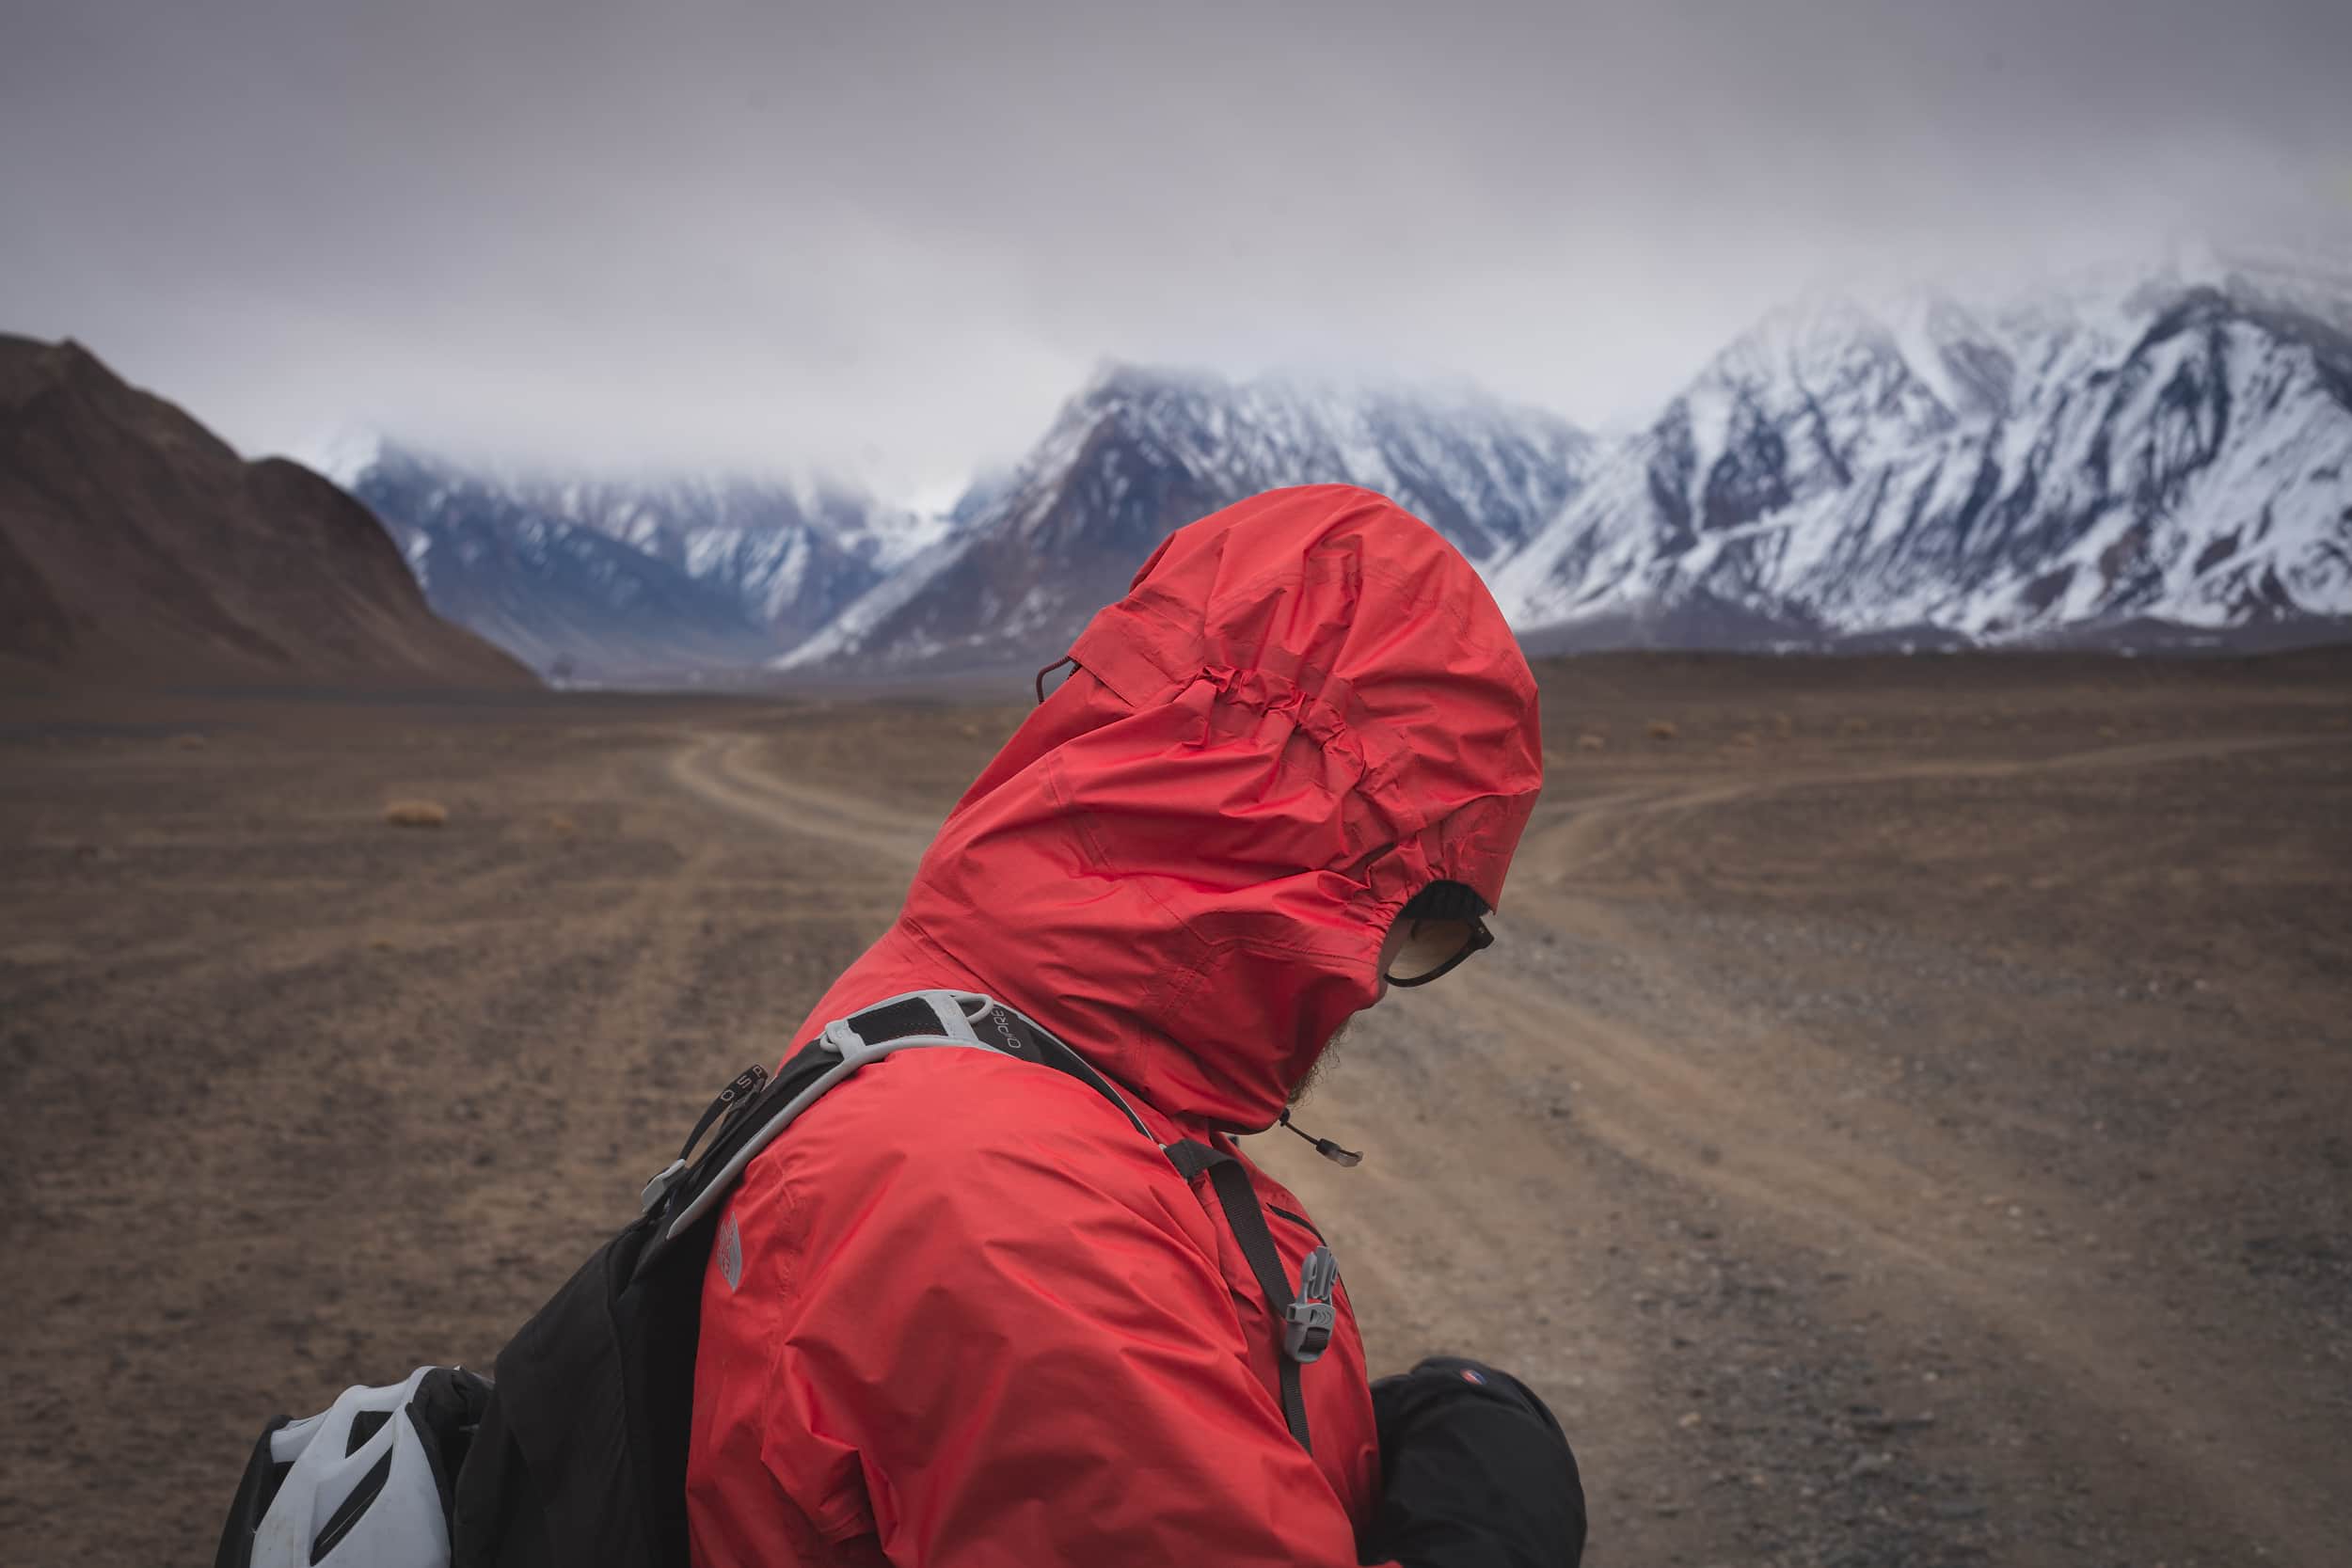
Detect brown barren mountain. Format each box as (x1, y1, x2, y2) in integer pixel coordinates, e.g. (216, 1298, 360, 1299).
(0, 334, 530, 688)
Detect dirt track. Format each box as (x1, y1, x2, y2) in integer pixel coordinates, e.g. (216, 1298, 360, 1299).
(4, 652, 2348, 1566)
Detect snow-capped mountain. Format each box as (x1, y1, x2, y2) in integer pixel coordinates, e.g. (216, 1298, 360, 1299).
(319, 255, 2349, 680)
(1490, 268, 2352, 648)
(777, 366, 1593, 672)
(331, 442, 945, 678)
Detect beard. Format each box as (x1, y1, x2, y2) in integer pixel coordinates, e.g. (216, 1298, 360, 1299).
(1288, 1016, 1355, 1108)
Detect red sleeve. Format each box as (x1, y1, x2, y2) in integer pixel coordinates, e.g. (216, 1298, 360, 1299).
(736, 1050, 1372, 1567)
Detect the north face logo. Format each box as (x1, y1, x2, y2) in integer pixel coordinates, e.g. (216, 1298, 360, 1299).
(718, 1212, 744, 1291)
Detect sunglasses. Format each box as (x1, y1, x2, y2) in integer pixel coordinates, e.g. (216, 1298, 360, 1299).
(1383, 913, 1495, 988)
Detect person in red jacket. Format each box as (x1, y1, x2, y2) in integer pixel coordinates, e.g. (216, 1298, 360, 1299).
(686, 484, 1584, 1567)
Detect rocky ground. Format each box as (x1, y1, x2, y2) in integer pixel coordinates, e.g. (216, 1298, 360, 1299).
(2, 649, 2346, 1566)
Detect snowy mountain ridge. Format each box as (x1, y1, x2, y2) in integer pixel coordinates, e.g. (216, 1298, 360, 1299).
(334, 442, 946, 677)
(326, 258, 2349, 677)
(1488, 266, 2352, 647)
(775, 363, 1594, 672)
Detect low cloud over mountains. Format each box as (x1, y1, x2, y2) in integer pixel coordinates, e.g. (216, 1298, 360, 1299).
(342, 261, 2352, 679)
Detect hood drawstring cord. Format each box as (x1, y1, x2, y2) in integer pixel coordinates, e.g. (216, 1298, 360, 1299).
(1033, 655, 1077, 705)
(1278, 1110, 1364, 1167)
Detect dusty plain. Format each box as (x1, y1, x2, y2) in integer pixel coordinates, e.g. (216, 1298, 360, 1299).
(3, 650, 2348, 1567)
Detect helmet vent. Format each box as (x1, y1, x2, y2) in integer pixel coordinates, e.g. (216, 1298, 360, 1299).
(343, 1410, 389, 1457)
(309, 1449, 390, 1562)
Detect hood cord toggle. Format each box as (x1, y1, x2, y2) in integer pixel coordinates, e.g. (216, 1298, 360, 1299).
(1278, 1110, 1364, 1167)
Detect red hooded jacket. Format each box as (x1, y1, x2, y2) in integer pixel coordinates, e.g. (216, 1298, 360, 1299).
(686, 485, 1543, 1566)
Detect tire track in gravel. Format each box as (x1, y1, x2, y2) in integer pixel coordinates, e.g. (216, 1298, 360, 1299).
(1522, 730, 2334, 881)
(664, 729, 935, 870)
(1355, 735, 2344, 1566)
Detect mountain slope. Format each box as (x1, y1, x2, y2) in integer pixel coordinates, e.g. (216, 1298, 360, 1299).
(1491, 276, 2352, 646)
(340, 445, 946, 680)
(780, 367, 1591, 672)
(0, 336, 531, 688)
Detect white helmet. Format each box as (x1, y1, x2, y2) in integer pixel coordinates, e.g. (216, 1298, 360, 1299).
(215, 1366, 490, 1568)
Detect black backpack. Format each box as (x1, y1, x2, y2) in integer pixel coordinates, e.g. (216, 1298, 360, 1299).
(216, 990, 1340, 1568)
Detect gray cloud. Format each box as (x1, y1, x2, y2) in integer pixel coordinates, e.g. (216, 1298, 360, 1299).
(4, 0, 2347, 494)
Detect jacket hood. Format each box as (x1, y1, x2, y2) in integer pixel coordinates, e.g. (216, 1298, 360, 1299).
(804, 485, 1543, 1132)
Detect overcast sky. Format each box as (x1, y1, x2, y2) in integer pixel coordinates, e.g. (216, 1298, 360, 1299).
(4, 0, 2347, 497)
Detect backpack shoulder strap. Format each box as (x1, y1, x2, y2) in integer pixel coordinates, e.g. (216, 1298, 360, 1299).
(651, 990, 1153, 1244)
(457, 990, 1168, 1568)
(1164, 1138, 1334, 1452)
(641, 990, 1328, 1458)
